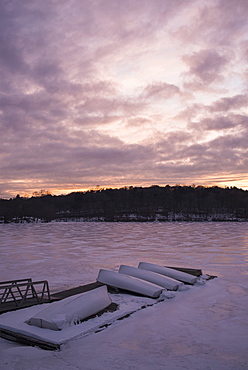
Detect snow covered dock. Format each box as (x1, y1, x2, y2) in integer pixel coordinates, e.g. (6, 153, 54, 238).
(0, 264, 215, 350)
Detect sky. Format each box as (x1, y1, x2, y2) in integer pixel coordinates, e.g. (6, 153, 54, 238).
(0, 0, 248, 199)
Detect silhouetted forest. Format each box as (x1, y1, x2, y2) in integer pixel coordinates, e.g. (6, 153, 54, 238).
(1, 185, 248, 223)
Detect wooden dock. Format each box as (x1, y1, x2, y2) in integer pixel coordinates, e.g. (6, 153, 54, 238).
(0, 267, 217, 350)
(0, 281, 116, 315)
(50, 281, 104, 301)
(0, 267, 216, 315)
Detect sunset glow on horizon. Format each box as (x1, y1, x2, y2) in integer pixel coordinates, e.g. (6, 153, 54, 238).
(1, 0, 248, 199)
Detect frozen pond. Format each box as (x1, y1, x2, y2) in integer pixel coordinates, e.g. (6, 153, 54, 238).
(0, 222, 248, 370)
(0, 222, 247, 291)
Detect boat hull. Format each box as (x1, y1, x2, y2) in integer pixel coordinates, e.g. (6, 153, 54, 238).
(26, 285, 111, 331)
(97, 269, 164, 298)
(138, 262, 197, 284)
(119, 265, 183, 290)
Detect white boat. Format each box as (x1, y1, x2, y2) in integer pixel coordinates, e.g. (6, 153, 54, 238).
(97, 269, 164, 298)
(138, 262, 197, 285)
(119, 265, 183, 291)
(26, 285, 111, 331)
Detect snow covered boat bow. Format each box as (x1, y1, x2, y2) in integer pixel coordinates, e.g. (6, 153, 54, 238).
(26, 285, 112, 331)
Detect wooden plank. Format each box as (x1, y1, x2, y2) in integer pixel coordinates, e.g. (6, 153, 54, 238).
(0, 328, 60, 351)
(50, 281, 104, 300)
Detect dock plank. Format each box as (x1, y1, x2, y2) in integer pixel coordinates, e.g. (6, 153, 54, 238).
(50, 281, 104, 301)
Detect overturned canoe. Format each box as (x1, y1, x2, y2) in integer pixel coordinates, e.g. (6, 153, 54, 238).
(138, 262, 198, 285)
(97, 269, 164, 298)
(26, 285, 111, 331)
(119, 265, 183, 291)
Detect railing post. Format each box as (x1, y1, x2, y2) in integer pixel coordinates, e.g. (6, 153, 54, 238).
(0, 279, 51, 310)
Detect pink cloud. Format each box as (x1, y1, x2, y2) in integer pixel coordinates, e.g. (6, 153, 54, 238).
(208, 94, 248, 112)
(143, 82, 181, 100)
(0, 0, 247, 197)
(183, 49, 228, 86)
(188, 113, 248, 132)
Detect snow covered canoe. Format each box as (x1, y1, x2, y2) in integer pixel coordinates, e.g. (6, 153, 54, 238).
(97, 269, 164, 298)
(26, 285, 112, 331)
(119, 265, 183, 291)
(138, 262, 198, 285)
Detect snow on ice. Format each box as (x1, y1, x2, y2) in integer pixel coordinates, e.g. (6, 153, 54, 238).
(0, 221, 247, 369)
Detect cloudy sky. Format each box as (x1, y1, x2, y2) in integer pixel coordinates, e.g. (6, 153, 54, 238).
(0, 0, 247, 198)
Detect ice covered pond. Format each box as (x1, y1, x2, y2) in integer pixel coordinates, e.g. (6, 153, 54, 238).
(0, 221, 248, 369)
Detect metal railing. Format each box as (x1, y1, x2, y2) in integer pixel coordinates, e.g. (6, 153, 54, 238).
(0, 279, 51, 308)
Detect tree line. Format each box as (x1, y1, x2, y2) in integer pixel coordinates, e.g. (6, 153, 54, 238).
(0, 185, 248, 223)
